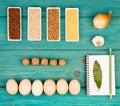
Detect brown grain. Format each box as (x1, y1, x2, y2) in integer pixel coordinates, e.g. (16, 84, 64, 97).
(48, 8, 60, 40)
(8, 8, 21, 40)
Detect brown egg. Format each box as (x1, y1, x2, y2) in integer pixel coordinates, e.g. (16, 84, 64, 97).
(50, 59, 57, 66)
(69, 79, 81, 95)
(22, 58, 30, 66)
(59, 59, 66, 66)
(57, 79, 68, 95)
(32, 80, 43, 96)
(19, 79, 31, 95)
(6, 79, 18, 95)
(41, 58, 48, 66)
(44, 80, 56, 96)
(31, 57, 40, 66)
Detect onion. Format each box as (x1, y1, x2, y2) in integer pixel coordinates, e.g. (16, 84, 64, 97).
(93, 11, 112, 29)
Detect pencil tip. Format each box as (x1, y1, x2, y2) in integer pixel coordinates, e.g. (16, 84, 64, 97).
(109, 48, 112, 52)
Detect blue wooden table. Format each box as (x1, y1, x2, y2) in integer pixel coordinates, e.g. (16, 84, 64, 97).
(0, 0, 120, 105)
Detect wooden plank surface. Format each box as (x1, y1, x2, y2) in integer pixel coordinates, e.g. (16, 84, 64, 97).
(0, 50, 120, 87)
(1, 0, 120, 17)
(0, 88, 120, 106)
(0, 0, 120, 105)
(0, 17, 120, 50)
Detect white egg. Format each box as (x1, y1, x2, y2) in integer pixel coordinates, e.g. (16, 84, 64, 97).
(69, 79, 81, 95)
(57, 79, 68, 95)
(32, 80, 43, 96)
(19, 79, 31, 95)
(44, 80, 56, 96)
(6, 79, 18, 95)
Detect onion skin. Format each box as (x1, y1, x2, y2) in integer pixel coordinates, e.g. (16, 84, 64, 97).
(93, 11, 112, 29)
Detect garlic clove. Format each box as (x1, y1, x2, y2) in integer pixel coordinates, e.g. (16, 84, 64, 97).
(93, 11, 112, 29)
(92, 36, 104, 47)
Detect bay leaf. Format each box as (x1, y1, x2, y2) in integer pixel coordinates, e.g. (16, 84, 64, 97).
(93, 60, 102, 90)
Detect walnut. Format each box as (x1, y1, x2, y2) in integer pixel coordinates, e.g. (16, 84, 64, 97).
(59, 59, 66, 66)
(41, 58, 48, 66)
(50, 59, 57, 66)
(22, 58, 30, 66)
(31, 57, 40, 66)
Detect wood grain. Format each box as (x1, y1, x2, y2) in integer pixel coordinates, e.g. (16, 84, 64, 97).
(1, 17, 120, 50)
(1, 0, 120, 17)
(0, 88, 120, 105)
(0, 0, 120, 105)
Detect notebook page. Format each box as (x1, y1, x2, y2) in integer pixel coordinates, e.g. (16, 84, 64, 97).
(87, 55, 116, 95)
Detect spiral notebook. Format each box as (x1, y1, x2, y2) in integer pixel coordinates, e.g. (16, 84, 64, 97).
(86, 55, 116, 95)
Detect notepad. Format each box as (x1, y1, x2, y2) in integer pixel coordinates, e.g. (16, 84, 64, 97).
(86, 55, 116, 95)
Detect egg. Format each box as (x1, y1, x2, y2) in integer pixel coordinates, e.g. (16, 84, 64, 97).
(32, 80, 43, 96)
(69, 79, 81, 95)
(57, 79, 68, 95)
(6, 79, 18, 95)
(44, 80, 56, 96)
(19, 79, 31, 95)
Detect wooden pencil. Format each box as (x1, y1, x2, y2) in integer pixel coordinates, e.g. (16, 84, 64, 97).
(109, 48, 112, 99)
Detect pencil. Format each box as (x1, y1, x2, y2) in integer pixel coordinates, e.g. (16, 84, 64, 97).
(109, 48, 112, 99)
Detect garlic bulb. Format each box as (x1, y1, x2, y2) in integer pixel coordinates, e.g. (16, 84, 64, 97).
(92, 36, 104, 47)
(93, 11, 112, 29)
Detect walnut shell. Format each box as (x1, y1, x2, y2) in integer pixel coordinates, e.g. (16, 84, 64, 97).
(31, 57, 40, 66)
(50, 59, 57, 66)
(22, 58, 30, 66)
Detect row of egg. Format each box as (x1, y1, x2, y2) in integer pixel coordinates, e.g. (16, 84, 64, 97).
(6, 79, 81, 96)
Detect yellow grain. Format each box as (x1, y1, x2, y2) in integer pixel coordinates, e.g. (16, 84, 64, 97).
(66, 8, 79, 41)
